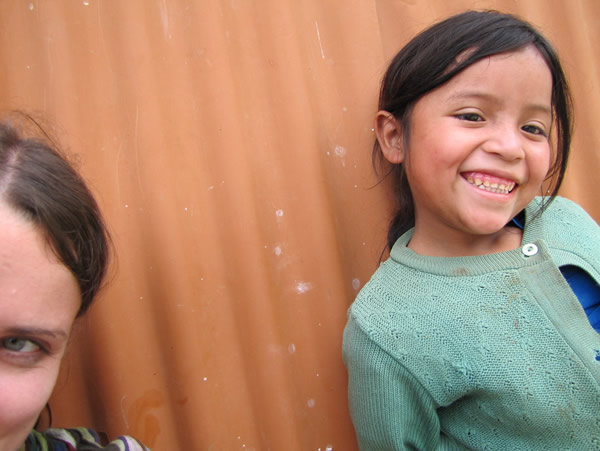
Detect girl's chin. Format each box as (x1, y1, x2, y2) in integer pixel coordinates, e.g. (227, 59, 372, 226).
(460, 219, 519, 240)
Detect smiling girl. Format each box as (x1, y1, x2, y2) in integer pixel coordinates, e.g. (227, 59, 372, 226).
(343, 10, 600, 450)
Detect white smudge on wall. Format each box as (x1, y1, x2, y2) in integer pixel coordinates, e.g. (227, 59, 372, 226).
(334, 145, 347, 167)
(295, 281, 313, 294)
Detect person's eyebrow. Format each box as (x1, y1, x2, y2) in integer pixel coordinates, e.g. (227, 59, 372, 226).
(4, 326, 69, 340)
(447, 90, 551, 115)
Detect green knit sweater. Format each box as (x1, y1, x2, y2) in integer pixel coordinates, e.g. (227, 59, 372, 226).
(343, 197, 600, 450)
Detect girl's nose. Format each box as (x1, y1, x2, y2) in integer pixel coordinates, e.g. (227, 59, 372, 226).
(482, 124, 525, 161)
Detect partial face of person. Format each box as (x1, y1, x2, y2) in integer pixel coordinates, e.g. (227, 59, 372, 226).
(0, 200, 80, 450)
(402, 45, 553, 256)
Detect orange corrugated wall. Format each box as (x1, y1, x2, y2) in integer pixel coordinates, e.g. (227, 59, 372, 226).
(1, 1, 599, 449)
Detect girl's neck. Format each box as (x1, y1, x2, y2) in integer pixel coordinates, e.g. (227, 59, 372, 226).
(407, 225, 523, 257)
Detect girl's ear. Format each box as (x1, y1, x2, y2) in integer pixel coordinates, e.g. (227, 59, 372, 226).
(375, 111, 405, 164)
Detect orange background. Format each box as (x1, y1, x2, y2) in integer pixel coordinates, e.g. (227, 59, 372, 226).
(1, 1, 599, 449)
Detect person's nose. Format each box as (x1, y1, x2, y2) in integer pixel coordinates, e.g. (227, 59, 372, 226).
(482, 122, 525, 161)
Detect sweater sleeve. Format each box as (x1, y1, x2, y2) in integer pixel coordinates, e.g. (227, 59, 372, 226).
(343, 315, 443, 450)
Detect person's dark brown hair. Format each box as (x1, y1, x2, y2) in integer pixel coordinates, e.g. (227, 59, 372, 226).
(0, 113, 110, 316)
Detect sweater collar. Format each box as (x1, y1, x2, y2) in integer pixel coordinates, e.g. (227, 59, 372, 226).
(389, 198, 549, 276)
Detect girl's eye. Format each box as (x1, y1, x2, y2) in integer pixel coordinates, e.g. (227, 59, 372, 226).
(522, 124, 547, 137)
(456, 113, 483, 122)
(2, 337, 41, 353)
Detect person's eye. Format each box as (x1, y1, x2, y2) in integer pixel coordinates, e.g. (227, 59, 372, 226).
(522, 124, 548, 137)
(2, 337, 42, 353)
(456, 113, 484, 122)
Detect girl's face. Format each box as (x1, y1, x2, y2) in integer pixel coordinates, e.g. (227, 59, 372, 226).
(0, 200, 80, 450)
(398, 45, 552, 256)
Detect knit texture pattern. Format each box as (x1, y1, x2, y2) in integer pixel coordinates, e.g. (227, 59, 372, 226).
(344, 197, 600, 450)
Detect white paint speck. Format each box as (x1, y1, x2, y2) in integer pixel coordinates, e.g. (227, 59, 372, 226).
(184, 207, 188, 211)
(28, 3, 34, 10)
(307, 399, 316, 408)
(275, 209, 284, 217)
(83, 0, 89, 5)
(296, 281, 313, 294)
(203, 377, 208, 381)
(208, 181, 225, 191)
(274, 246, 282, 256)
(125, 204, 129, 208)
(352, 278, 361, 291)
(288, 343, 296, 354)
(325, 446, 333, 451)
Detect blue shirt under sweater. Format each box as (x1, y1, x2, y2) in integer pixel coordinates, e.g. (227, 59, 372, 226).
(513, 215, 600, 333)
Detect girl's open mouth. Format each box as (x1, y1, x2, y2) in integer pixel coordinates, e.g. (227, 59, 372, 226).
(462, 172, 516, 195)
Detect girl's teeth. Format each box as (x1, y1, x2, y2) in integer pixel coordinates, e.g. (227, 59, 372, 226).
(466, 176, 514, 194)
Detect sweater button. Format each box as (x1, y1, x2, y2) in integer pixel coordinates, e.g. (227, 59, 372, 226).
(522, 243, 538, 256)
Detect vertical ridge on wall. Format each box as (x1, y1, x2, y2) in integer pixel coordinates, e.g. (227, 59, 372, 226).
(1, 1, 599, 449)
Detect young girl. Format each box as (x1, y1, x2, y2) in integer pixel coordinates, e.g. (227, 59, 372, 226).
(343, 10, 600, 450)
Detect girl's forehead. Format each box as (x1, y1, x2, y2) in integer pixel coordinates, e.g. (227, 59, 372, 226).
(441, 47, 552, 95)
(450, 45, 549, 83)
(0, 200, 80, 332)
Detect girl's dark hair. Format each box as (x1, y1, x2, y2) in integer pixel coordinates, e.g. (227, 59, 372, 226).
(375, 10, 573, 251)
(0, 114, 110, 316)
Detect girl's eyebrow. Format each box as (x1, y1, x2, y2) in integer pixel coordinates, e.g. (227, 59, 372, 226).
(4, 326, 69, 340)
(447, 91, 552, 115)
(448, 91, 500, 103)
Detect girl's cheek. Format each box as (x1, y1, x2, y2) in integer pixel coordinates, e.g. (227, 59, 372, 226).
(0, 363, 62, 448)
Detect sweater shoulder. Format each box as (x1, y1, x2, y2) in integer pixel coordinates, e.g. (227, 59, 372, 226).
(535, 196, 597, 228)
(532, 196, 600, 264)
